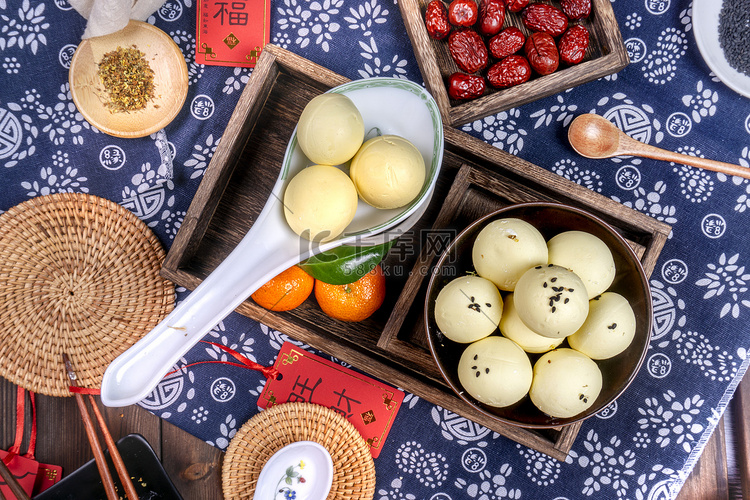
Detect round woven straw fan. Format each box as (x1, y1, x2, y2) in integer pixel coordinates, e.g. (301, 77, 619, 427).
(0, 192, 174, 396)
(222, 402, 376, 500)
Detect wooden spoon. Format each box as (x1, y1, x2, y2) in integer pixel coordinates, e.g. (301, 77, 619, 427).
(568, 113, 750, 180)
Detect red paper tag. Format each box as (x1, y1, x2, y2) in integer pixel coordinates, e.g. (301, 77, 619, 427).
(0, 452, 37, 499)
(258, 342, 404, 458)
(32, 462, 62, 495)
(195, 0, 271, 67)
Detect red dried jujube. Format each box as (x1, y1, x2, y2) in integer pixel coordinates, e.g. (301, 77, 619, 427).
(448, 0, 478, 27)
(560, 0, 591, 20)
(525, 32, 559, 75)
(487, 55, 531, 88)
(425, 0, 451, 40)
(477, 0, 506, 37)
(449, 29, 488, 73)
(506, 0, 529, 13)
(489, 26, 526, 59)
(559, 25, 590, 64)
(522, 3, 568, 38)
(448, 72, 486, 99)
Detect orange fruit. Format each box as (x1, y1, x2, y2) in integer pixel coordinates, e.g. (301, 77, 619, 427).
(314, 264, 386, 322)
(251, 265, 314, 311)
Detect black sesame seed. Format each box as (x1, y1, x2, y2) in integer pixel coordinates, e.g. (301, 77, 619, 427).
(551, 306, 556, 313)
(475, 371, 480, 377)
(608, 323, 617, 329)
(472, 365, 477, 370)
(485, 368, 490, 374)
(535, 265, 542, 269)
(543, 282, 548, 288)
(564, 298, 569, 304)
(474, 354, 478, 360)
(550, 277, 557, 282)
(719, 0, 750, 76)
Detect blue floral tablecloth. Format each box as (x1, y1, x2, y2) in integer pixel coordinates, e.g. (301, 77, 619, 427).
(1, 0, 749, 499)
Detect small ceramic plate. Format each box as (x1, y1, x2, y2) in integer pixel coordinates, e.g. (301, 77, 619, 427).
(69, 20, 189, 138)
(692, 0, 750, 98)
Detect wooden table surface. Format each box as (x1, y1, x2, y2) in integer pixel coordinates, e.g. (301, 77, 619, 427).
(1, 372, 748, 500)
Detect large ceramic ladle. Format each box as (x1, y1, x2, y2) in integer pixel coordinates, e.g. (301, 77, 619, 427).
(568, 113, 750, 180)
(100, 78, 444, 407)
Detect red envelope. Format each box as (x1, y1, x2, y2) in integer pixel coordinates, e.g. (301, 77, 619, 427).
(258, 342, 404, 458)
(195, 0, 271, 67)
(0, 451, 36, 499)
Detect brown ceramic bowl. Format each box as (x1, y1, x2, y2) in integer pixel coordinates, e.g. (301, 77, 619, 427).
(424, 202, 652, 429)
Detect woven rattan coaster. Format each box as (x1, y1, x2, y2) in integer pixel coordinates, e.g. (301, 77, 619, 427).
(222, 402, 376, 500)
(0, 192, 174, 396)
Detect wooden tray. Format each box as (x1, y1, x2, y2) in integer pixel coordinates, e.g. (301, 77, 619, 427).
(161, 44, 670, 460)
(397, 0, 630, 126)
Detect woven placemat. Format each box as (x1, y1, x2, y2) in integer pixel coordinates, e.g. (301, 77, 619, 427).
(0, 192, 174, 396)
(222, 402, 376, 500)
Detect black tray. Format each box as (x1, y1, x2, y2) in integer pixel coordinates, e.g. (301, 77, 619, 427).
(34, 434, 182, 500)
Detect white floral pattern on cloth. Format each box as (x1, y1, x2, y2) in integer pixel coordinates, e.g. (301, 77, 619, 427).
(2, 1, 750, 499)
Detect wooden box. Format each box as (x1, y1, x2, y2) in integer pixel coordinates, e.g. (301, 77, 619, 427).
(397, 0, 630, 126)
(161, 44, 670, 460)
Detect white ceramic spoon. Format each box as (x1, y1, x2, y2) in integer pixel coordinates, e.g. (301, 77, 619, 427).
(253, 441, 334, 500)
(100, 77, 444, 407)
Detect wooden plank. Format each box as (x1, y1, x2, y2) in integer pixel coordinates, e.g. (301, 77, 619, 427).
(160, 420, 223, 500)
(677, 416, 730, 500)
(731, 369, 750, 499)
(0, 377, 160, 482)
(397, 0, 630, 126)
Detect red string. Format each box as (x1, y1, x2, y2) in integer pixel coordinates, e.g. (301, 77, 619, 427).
(68, 387, 101, 395)
(8, 386, 24, 456)
(26, 391, 36, 460)
(68, 341, 279, 396)
(3, 387, 37, 465)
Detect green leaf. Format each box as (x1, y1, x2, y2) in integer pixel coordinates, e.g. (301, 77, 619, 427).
(299, 240, 395, 285)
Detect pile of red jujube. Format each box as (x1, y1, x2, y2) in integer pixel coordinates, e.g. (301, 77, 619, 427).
(424, 0, 592, 100)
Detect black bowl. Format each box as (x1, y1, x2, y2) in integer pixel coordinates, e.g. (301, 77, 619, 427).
(424, 202, 652, 429)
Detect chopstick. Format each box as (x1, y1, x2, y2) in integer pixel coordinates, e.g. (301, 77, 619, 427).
(0, 456, 30, 500)
(63, 354, 139, 500)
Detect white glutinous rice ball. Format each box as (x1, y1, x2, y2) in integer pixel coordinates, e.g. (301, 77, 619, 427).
(513, 265, 589, 338)
(500, 293, 565, 354)
(529, 348, 603, 418)
(472, 218, 548, 291)
(349, 135, 426, 209)
(458, 336, 533, 407)
(568, 292, 636, 360)
(547, 230, 616, 299)
(296, 93, 365, 166)
(283, 165, 358, 242)
(434, 275, 503, 343)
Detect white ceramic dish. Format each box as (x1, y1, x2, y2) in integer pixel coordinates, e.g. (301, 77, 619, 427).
(253, 441, 334, 500)
(100, 77, 444, 407)
(692, 0, 750, 98)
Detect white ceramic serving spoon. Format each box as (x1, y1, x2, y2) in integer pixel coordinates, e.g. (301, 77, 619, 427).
(253, 441, 334, 500)
(100, 77, 444, 407)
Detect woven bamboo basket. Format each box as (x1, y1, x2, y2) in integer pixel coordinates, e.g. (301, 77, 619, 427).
(0, 192, 174, 396)
(222, 402, 376, 500)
